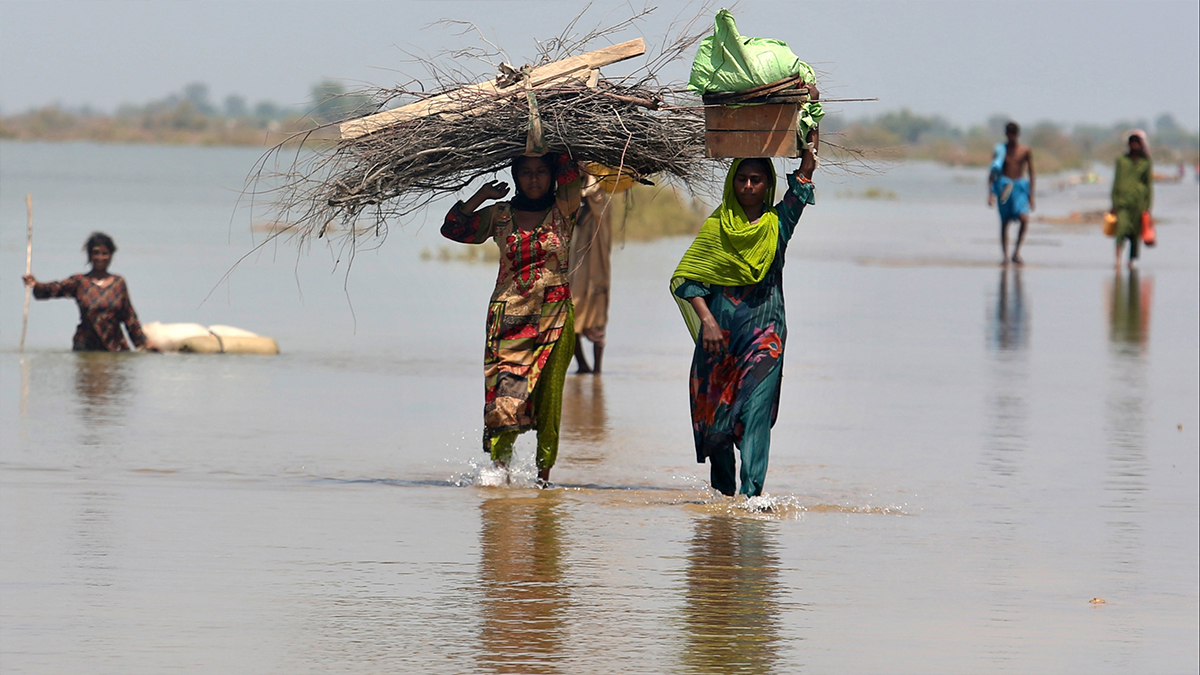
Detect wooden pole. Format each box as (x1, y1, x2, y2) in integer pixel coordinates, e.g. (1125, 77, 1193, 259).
(19, 194, 32, 353)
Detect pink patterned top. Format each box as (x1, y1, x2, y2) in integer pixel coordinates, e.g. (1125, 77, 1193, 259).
(441, 165, 581, 438)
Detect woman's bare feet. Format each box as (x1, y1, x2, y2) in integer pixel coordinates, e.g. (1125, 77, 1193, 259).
(1010, 253, 1024, 266)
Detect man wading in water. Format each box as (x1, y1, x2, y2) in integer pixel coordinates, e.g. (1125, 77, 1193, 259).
(988, 122, 1036, 265)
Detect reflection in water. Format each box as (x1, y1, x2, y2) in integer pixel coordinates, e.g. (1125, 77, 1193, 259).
(477, 493, 569, 674)
(561, 376, 608, 445)
(1106, 270, 1153, 348)
(20, 356, 31, 418)
(70, 355, 128, 592)
(984, 269, 1029, 479)
(73, 353, 132, 445)
(1105, 270, 1152, 510)
(988, 269, 1028, 352)
(980, 270, 1030, 658)
(1102, 271, 1152, 660)
(681, 517, 784, 674)
(73, 490, 118, 587)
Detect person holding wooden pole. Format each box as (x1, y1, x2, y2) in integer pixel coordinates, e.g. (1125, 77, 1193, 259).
(669, 137, 817, 498)
(441, 154, 582, 486)
(22, 232, 156, 352)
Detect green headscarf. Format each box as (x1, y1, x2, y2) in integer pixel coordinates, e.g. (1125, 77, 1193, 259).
(670, 158, 779, 341)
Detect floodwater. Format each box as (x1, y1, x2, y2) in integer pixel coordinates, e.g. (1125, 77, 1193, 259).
(1, 141, 1197, 674)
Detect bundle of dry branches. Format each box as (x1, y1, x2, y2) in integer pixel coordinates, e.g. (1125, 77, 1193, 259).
(246, 7, 717, 251)
(242, 6, 875, 266)
(326, 81, 704, 213)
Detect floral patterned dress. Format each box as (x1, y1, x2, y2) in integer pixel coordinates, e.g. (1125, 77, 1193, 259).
(674, 175, 813, 466)
(33, 274, 148, 351)
(442, 169, 581, 449)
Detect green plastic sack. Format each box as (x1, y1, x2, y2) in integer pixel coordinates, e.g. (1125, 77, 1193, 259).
(689, 9, 824, 137)
(688, 9, 814, 93)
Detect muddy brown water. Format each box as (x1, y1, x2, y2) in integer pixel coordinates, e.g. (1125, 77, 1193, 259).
(2, 142, 1197, 673)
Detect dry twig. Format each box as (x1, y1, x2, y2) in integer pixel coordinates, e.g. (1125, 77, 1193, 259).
(244, 5, 866, 259)
(245, 7, 718, 255)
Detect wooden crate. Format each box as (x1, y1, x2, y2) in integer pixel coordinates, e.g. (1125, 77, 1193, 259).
(704, 104, 799, 158)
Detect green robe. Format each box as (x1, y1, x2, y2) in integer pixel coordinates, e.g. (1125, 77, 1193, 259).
(1111, 154, 1153, 239)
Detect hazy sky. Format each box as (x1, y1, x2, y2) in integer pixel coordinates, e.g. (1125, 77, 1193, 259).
(2, 0, 1197, 128)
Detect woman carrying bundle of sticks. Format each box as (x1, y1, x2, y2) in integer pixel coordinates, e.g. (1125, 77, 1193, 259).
(669, 139, 818, 498)
(441, 153, 582, 486)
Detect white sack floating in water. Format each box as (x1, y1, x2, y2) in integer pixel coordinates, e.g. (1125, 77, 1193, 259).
(143, 322, 280, 355)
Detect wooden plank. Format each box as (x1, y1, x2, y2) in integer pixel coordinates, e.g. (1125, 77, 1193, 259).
(437, 68, 597, 122)
(434, 69, 595, 122)
(340, 38, 646, 139)
(704, 104, 799, 132)
(705, 130, 799, 158)
(702, 76, 806, 104)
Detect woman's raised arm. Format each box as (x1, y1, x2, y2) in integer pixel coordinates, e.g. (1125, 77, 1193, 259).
(774, 137, 818, 243)
(554, 158, 583, 219)
(442, 180, 509, 244)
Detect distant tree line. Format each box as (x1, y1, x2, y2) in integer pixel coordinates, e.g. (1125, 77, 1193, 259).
(825, 110, 1200, 171)
(0, 79, 377, 144)
(109, 80, 375, 128)
(3, 83, 1197, 169)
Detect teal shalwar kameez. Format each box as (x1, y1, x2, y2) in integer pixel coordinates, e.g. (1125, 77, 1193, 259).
(673, 173, 814, 496)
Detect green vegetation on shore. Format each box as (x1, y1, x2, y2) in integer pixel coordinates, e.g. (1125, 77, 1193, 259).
(824, 110, 1200, 171)
(0, 80, 365, 146)
(611, 184, 711, 241)
(4, 82, 1196, 174)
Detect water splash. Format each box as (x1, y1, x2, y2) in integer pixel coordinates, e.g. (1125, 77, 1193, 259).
(475, 464, 509, 488)
(723, 493, 810, 519)
(685, 492, 909, 520)
(447, 461, 911, 516)
(448, 456, 541, 489)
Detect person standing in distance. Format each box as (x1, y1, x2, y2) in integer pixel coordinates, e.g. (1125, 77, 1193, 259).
(22, 232, 157, 352)
(988, 122, 1036, 265)
(1110, 130, 1153, 270)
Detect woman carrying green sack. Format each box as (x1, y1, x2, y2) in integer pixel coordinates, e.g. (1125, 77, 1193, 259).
(1110, 130, 1153, 270)
(670, 140, 817, 497)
